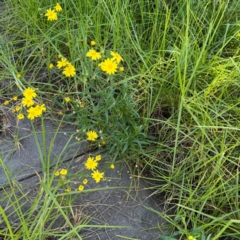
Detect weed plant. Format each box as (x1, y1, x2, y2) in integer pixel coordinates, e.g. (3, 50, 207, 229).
(1, 0, 240, 239)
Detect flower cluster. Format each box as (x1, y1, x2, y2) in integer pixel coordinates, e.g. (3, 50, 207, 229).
(16, 87, 46, 120)
(3, 95, 18, 107)
(2, 87, 46, 120)
(55, 167, 90, 192)
(55, 153, 115, 192)
(45, 3, 62, 21)
(55, 168, 68, 180)
(84, 155, 104, 183)
(86, 41, 124, 75)
(54, 155, 104, 191)
(49, 56, 76, 77)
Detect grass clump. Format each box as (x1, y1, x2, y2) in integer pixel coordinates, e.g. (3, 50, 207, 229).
(1, 0, 240, 239)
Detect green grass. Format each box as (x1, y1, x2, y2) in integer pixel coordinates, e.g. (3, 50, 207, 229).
(1, 0, 240, 239)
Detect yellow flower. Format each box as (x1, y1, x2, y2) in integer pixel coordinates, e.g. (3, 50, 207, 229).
(65, 187, 71, 192)
(49, 63, 54, 69)
(15, 106, 21, 112)
(90, 40, 96, 46)
(86, 130, 98, 141)
(78, 185, 84, 191)
(110, 164, 115, 169)
(34, 107, 42, 117)
(85, 157, 98, 171)
(13, 96, 18, 101)
(62, 63, 76, 77)
(86, 49, 101, 61)
(60, 169, 68, 175)
(119, 66, 124, 72)
(45, 9, 58, 21)
(54, 3, 62, 12)
(12, 109, 15, 113)
(3, 100, 9, 106)
(55, 171, 60, 176)
(34, 104, 46, 117)
(27, 107, 39, 120)
(91, 170, 104, 183)
(65, 97, 70, 102)
(98, 58, 118, 75)
(40, 104, 46, 112)
(22, 97, 34, 107)
(95, 155, 101, 161)
(58, 111, 63, 115)
(57, 58, 68, 69)
(110, 51, 124, 63)
(187, 236, 196, 240)
(17, 73, 21, 78)
(23, 87, 37, 99)
(83, 179, 88, 185)
(17, 113, 24, 120)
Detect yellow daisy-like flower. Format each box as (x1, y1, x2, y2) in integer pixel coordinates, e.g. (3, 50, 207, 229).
(86, 130, 98, 141)
(110, 164, 115, 169)
(49, 63, 54, 69)
(45, 9, 58, 21)
(119, 66, 124, 72)
(60, 169, 68, 175)
(13, 96, 18, 101)
(90, 40, 96, 46)
(110, 51, 124, 63)
(91, 170, 104, 183)
(17, 113, 24, 120)
(40, 104, 46, 112)
(3, 100, 9, 106)
(62, 63, 76, 77)
(86, 49, 101, 61)
(17, 73, 21, 78)
(78, 185, 84, 191)
(34, 107, 42, 117)
(15, 106, 21, 112)
(55, 171, 60, 176)
(65, 97, 70, 102)
(34, 104, 46, 117)
(83, 179, 88, 185)
(98, 58, 118, 75)
(57, 58, 68, 69)
(27, 107, 38, 120)
(54, 3, 62, 12)
(22, 97, 34, 107)
(23, 87, 37, 99)
(95, 155, 101, 161)
(85, 157, 98, 171)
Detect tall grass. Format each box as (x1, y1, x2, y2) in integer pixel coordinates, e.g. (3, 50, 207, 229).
(1, 0, 240, 239)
